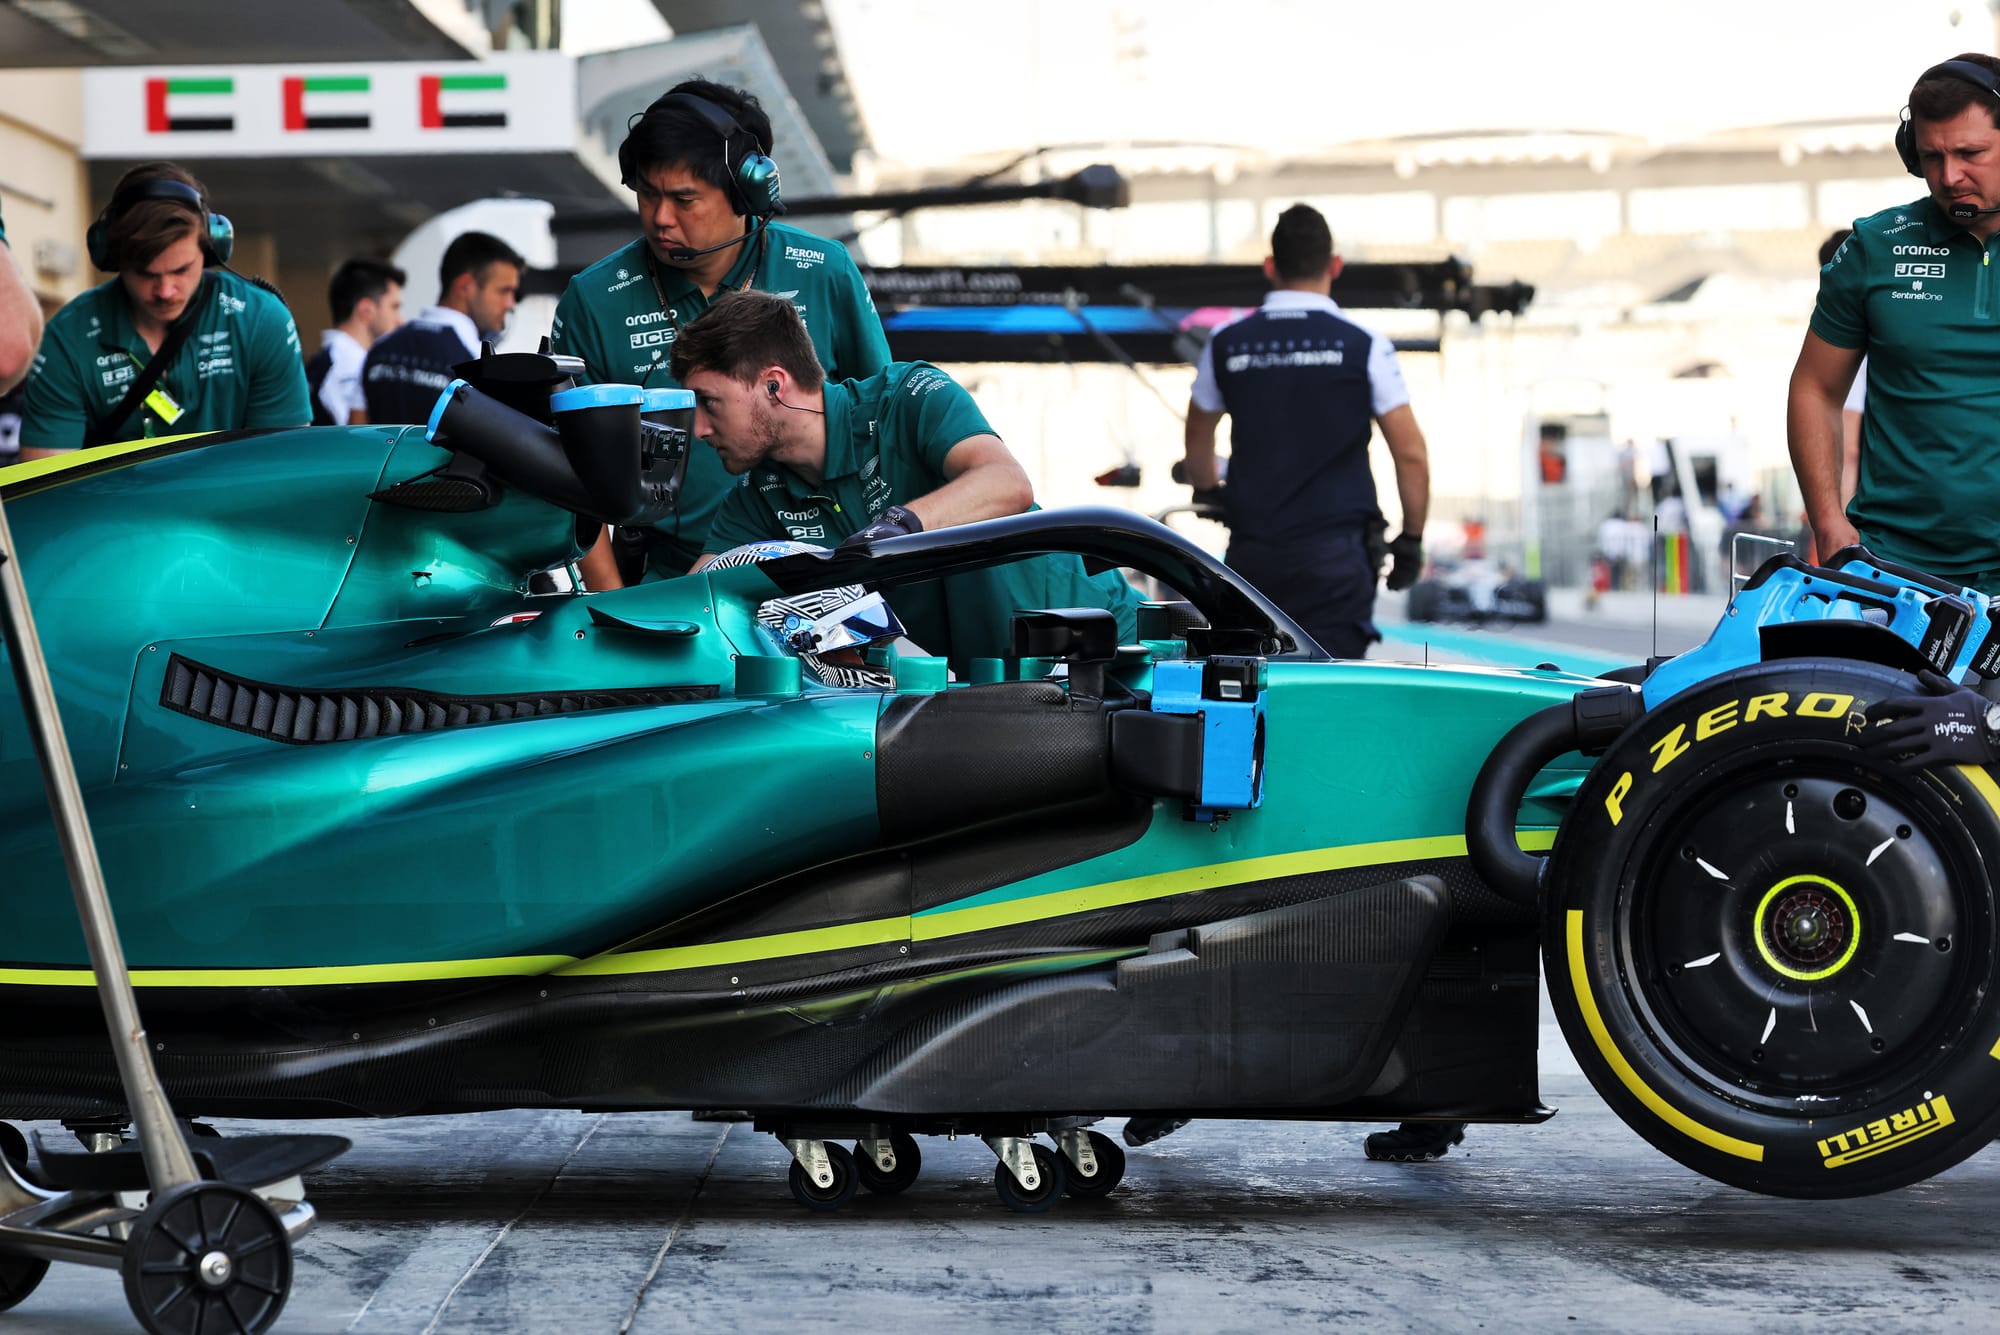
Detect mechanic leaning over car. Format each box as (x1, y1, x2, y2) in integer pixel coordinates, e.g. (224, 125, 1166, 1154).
(673, 289, 1140, 676)
(1180, 203, 1431, 660)
(18, 163, 308, 459)
(361, 232, 521, 425)
(551, 79, 891, 590)
(1788, 54, 2000, 593)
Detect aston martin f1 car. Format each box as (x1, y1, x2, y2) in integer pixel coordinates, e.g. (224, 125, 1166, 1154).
(3, 350, 2000, 1282)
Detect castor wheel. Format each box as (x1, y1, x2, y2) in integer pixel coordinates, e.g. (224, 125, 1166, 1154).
(1062, 1130, 1126, 1199)
(855, 1132, 921, 1196)
(993, 1142, 1066, 1213)
(787, 1141, 857, 1212)
(122, 1180, 293, 1335)
(0, 1251, 50, 1314)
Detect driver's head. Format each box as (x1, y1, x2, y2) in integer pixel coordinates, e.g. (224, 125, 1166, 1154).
(102, 163, 214, 327)
(618, 80, 774, 270)
(1908, 54, 2000, 217)
(437, 231, 524, 340)
(670, 290, 824, 474)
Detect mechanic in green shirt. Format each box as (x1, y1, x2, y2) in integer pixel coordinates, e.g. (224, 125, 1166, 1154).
(1790, 55, 2000, 591)
(675, 290, 1140, 675)
(20, 164, 307, 457)
(551, 80, 890, 584)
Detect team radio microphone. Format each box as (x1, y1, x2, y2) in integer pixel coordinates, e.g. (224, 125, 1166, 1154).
(663, 218, 767, 263)
(1948, 201, 2000, 220)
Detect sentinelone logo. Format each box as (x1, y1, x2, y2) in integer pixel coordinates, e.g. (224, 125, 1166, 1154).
(146, 77, 233, 133)
(420, 72, 508, 129)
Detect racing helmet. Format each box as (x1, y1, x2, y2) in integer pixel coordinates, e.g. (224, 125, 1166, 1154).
(708, 540, 905, 689)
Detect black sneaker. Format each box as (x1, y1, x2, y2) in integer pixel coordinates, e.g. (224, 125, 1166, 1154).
(1122, 1116, 1193, 1147)
(1363, 1120, 1466, 1162)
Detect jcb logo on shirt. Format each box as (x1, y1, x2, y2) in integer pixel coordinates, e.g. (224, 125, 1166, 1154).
(1895, 262, 1947, 279)
(628, 328, 675, 349)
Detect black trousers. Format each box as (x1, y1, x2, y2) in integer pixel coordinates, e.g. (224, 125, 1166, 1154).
(1227, 529, 1380, 659)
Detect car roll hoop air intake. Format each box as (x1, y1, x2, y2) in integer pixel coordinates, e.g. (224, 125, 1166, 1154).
(416, 346, 692, 528)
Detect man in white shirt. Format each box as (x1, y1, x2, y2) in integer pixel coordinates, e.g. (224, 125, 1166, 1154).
(306, 258, 403, 426)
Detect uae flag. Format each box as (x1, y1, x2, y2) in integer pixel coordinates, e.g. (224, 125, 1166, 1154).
(419, 72, 507, 129)
(145, 77, 233, 133)
(283, 75, 371, 131)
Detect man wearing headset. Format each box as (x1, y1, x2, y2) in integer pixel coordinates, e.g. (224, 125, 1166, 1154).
(20, 163, 308, 458)
(1789, 54, 2000, 591)
(551, 79, 890, 587)
(676, 291, 1139, 673)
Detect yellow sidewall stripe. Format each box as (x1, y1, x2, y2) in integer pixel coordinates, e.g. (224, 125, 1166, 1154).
(1565, 909, 1764, 1162)
(1960, 764, 2000, 821)
(0, 433, 213, 487)
(0, 830, 1559, 988)
(0, 955, 576, 988)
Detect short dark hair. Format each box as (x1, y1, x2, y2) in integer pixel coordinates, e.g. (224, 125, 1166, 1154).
(1818, 228, 1852, 268)
(104, 162, 208, 270)
(1271, 204, 1334, 282)
(328, 258, 406, 324)
(439, 231, 524, 292)
(1910, 52, 2000, 131)
(617, 78, 774, 211)
(669, 290, 824, 391)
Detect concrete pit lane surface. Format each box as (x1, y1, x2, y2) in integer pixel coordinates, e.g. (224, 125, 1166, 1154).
(9, 998, 2000, 1333)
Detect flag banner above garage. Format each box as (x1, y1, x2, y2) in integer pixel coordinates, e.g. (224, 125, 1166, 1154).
(83, 53, 576, 158)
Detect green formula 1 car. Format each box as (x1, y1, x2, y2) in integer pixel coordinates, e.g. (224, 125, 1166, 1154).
(1, 350, 1996, 1253)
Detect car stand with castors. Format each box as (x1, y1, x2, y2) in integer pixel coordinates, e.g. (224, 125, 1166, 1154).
(0, 494, 346, 1333)
(761, 1117, 1126, 1214)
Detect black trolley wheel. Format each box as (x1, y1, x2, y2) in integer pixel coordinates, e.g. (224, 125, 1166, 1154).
(121, 1180, 292, 1335)
(1062, 1130, 1127, 1199)
(993, 1143, 1066, 1213)
(787, 1142, 858, 1213)
(854, 1132, 922, 1196)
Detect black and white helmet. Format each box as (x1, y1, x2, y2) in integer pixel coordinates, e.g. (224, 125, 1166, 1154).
(708, 540, 906, 689)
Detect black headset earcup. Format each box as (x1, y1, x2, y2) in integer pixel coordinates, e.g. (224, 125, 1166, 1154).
(86, 219, 114, 272)
(1896, 112, 1921, 177)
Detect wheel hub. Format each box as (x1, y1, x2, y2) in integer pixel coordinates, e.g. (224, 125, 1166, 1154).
(196, 1250, 233, 1289)
(1626, 770, 1973, 1109)
(1756, 876, 1859, 980)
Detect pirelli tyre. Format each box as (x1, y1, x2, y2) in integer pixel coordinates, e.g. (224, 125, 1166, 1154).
(1544, 658, 2000, 1198)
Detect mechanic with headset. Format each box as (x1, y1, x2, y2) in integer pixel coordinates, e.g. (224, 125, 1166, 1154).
(551, 79, 890, 588)
(1180, 203, 1432, 662)
(673, 290, 1139, 675)
(1789, 54, 2000, 593)
(19, 162, 308, 458)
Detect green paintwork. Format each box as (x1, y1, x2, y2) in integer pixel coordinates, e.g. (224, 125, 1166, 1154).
(0, 426, 1591, 977)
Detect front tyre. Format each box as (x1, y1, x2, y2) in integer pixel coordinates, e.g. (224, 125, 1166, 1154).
(1545, 659, 2000, 1198)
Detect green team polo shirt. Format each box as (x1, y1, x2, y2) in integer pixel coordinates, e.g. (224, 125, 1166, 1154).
(704, 361, 1141, 674)
(550, 223, 891, 571)
(1813, 196, 2000, 584)
(21, 269, 308, 450)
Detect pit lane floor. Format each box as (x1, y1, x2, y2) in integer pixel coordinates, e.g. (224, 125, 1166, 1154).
(10, 991, 2000, 1334)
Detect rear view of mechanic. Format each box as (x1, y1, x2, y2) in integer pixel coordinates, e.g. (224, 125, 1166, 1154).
(1181, 203, 1431, 660)
(20, 163, 308, 458)
(1172, 203, 1452, 1165)
(1788, 55, 2000, 591)
(551, 79, 890, 587)
(675, 290, 1138, 674)
(362, 232, 521, 425)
